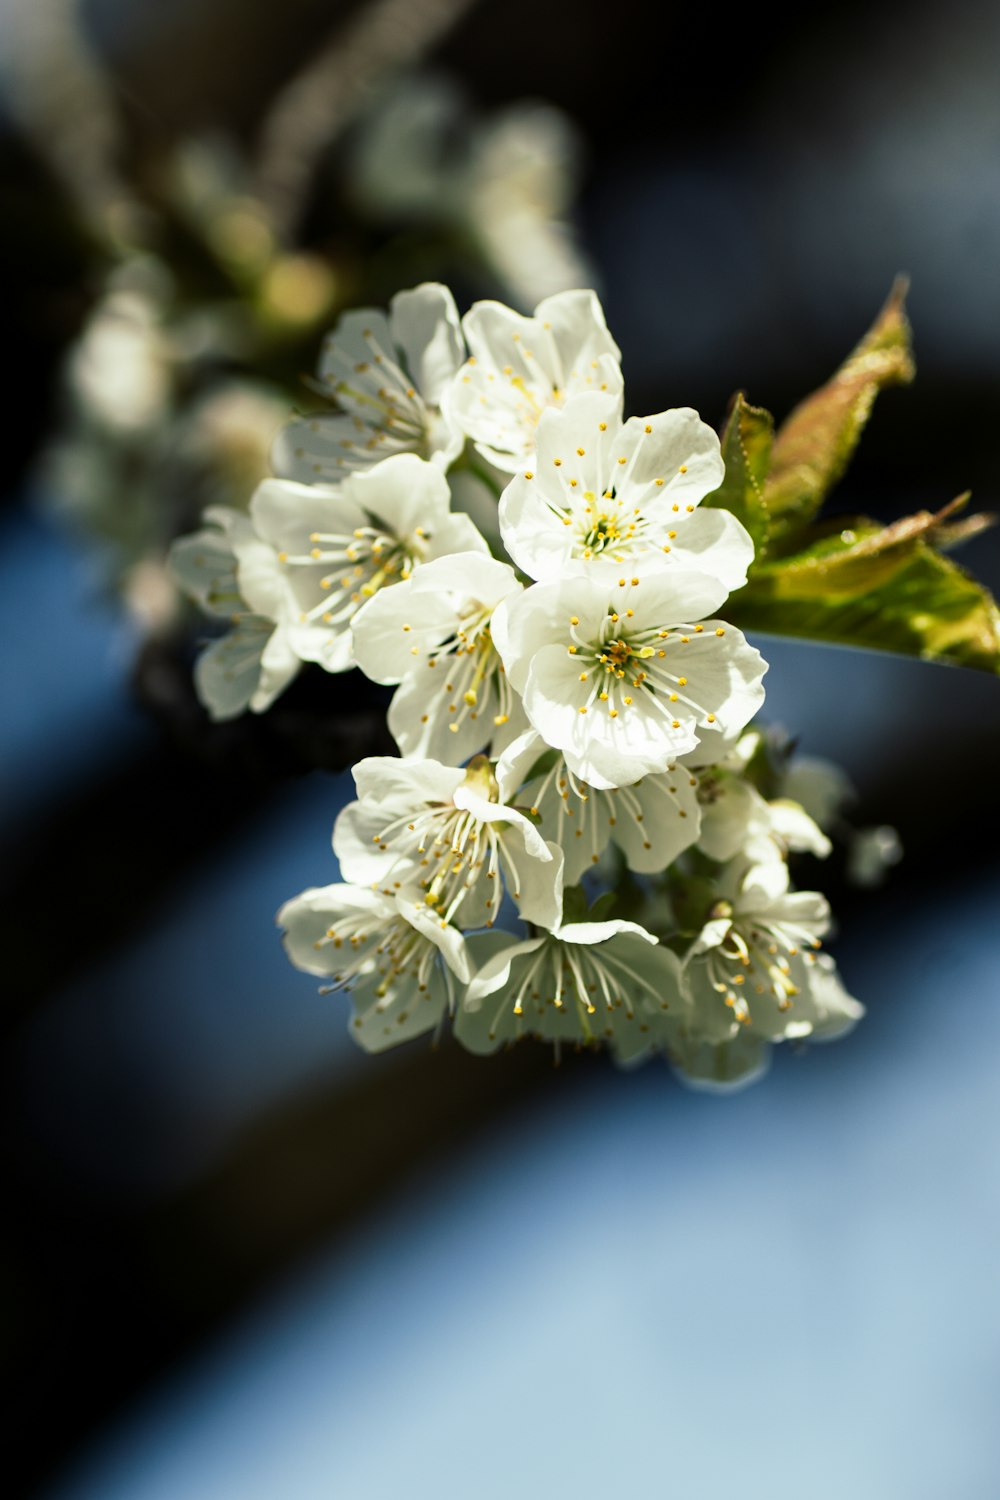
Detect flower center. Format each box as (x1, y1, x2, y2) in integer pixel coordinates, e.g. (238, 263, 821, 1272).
(280, 520, 428, 627)
(706, 919, 821, 1025)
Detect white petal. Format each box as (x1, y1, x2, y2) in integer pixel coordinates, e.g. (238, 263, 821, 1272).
(667, 1028, 771, 1092)
(697, 775, 768, 862)
(534, 287, 621, 366)
(345, 452, 452, 541)
(232, 536, 290, 621)
(767, 799, 833, 858)
(465, 936, 546, 1004)
(389, 282, 465, 405)
(500, 826, 564, 930)
(250, 477, 365, 551)
(650, 506, 754, 591)
(352, 754, 465, 809)
(395, 890, 474, 983)
(556, 918, 659, 945)
(608, 770, 702, 873)
(277, 882, 393, 975)
(251, 625, 302, 711)
(351, 580, 458, 684)
(194, 619, 270, 720)
(169, 524, 240, 619)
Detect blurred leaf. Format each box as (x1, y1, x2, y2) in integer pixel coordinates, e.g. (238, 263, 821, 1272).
(704, 393, 774, 552)
(727, 497, 1000, 673)
(764, 277, 915, 534)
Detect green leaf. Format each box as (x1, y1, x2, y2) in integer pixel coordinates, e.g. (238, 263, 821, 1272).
(727, 498, 1000, 673)
(763, 277, 916, 534)
(703, 392, 774, 553)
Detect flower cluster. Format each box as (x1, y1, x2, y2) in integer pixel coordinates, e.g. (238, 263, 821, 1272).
(172, 284, 863, 1089)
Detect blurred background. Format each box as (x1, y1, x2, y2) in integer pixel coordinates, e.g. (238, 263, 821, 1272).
(2, 1, 999, 1495)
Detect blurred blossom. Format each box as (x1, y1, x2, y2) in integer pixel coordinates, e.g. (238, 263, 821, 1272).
(847, 825, 904, 889)
(67, 273, 173, 437)
(41, 251, 290, 623)
(351, 76, 595, 308)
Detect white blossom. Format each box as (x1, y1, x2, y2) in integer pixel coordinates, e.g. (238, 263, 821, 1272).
(446, 290, 623, 472)
(251, 455, 488, 673)
(455, 919, 683, 1059)
(680, 860, 861, 1045)
(351, 551, 525, 763)
(498, 730, 701, 883)
(278, 882, 472, 1052)
(492, 572, 767, 790)
(68, 284, 172, 436)
(271, 283, 466, 484)
(333, 752, 564, 931)
(169, 506, 302, 719)
(497, 394, 752, 590)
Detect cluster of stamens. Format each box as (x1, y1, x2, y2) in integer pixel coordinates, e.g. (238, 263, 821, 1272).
(412, 611, 516, 738)
(705, 907, 823, 1026)
(366, 767, 523, 928)
(312, 907, 438, 1006)
(526, 755, 686, 866)
(488, 937, 669, 1044)
(280, 520, 426, 627)
(568, 596, 723, 731)
(295, 328, 433, 476)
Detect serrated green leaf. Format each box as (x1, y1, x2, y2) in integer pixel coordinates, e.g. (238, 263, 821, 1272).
(704, 392, 774, 552)
(727, 508, 1000, 673)
(764, 278, 915, 534)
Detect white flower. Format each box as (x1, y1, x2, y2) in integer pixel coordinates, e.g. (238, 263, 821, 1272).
(498, 730, 701, 882)
(251, 455, 488, 673)
(169, 506, 302, 719)
(271, 283, 466, 483)
(696, 771, 831, 864)
(278, 882, 472, 1053)
(351, 551, 525, 763)
(446, 289, 623, 472)
(492, 572, 767, 789)
(455, 918, 682, 1060)
(691, 732, 833, 864)
(333, 752, 564, 931)
(497, 394, 752, 590)
(680, 860, 861, 1044)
